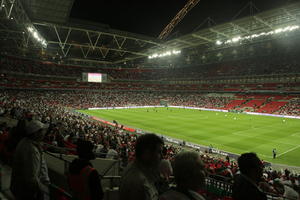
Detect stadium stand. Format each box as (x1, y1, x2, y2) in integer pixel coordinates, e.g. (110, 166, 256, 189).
(2, 1, 300, 200)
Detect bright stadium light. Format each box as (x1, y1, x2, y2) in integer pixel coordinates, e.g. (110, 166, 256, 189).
(216, 40, 222, 45)
(231, 36, 241, 43)
(148, 49, 181, 59)
(216, 25, 300, 46)
(27, 26, 48, 48)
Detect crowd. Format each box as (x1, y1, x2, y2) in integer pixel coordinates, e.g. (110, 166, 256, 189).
(0, 90, 235, 110)
(278, 99, 300, 116)
(0, 89, 300, 199)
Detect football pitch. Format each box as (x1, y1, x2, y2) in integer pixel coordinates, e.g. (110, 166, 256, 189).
(78, 107, 300, 167)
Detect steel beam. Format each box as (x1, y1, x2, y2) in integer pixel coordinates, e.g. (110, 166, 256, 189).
(209, 28, 230, 38)
(47, 41, 148, 56)
(253, 16, 273, 29)
(33, 22, 162, 46)
(230, 23, 250, 34)
(191, 34, 213, 42)
(175, 39, 194, 45)
(282, 8, 300, 23)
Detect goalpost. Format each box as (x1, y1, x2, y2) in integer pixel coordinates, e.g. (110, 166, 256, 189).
(160, 99, 169, 107)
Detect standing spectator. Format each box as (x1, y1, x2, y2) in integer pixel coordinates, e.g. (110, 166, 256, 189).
(10, 120, 50, 200)
(120, 134, 164, 200)
(232, 152, 267, 200)
(68, 140, 104, 200)
(159, 151, 206, 200)
(106, 144, 118, 159)
(99, 144, 108, 158)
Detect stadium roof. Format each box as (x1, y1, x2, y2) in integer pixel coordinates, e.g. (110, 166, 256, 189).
(22, 0, 74, 24)
(1, 0, 300, 67)
(161, 2, 300, 51)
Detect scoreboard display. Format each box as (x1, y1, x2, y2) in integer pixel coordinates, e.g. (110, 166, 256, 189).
(88, 73, 102, 82)
(82, 73, 108, 83)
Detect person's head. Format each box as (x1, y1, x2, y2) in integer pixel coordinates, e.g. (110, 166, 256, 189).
(77, 140, 96, 160)
(135, 133, 164, 167)
(173, 151, 206, 191)
(238, 152, 263, 183)
(25, 120, 49, 141)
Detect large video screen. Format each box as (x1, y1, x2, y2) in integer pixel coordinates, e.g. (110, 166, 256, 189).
(88, 73, 102, 82)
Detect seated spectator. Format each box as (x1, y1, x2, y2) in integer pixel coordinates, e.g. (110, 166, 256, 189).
(68, 139, 104, 200)
(159, 159, 173, 181)
(232, 152, 267, 200)
(273, 179, 299, 200)
(159, 151, 206, 200)
(10, 120, 50, 200)
(119, 133, 164, 200)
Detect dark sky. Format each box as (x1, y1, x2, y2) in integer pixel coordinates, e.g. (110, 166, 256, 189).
(70, 0, 296, 38)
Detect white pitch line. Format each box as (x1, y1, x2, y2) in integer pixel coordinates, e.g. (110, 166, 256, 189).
(231, 129, 294, 146)
(277, 144, 300, 158)
(291, 132, 300, 137)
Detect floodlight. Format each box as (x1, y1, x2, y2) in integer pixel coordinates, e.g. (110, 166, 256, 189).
(216, 40, 222, 45)
(232, 36, 241, 43)
(26, 26, 47, 48)
(215, 24, 300, 46)
(148, 49, 181, 59)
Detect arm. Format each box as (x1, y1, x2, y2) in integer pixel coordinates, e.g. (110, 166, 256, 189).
(22, 145, 41, 195)
(89, 170, 104, 200)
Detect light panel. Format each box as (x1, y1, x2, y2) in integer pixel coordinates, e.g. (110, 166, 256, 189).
(216, 25, 300, 46)
(148, 50, 181, 59)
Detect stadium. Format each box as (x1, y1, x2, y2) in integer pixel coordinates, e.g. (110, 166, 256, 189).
(1, 0, 300, 199)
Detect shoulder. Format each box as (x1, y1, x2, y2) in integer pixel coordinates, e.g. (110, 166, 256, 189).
(122, 163, 146, 184)
(69, 159, 92, 174)
(89, 168, 99, 178)
(15, 138, 39, 154)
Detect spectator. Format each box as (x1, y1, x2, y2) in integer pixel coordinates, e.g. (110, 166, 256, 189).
(68, 139, 104, 200)
(95, 143, 104, 157)
(232, 152, 267, 200)
(159, 151, 206, 200)
(106, 144, 118, 159)
(273, 179, 299, 200)
(119, 133, 164, 200)
(10, 120, 50, 200)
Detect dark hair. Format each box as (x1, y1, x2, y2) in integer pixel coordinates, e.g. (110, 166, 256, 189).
(135, 134, 164, 160)
(77, 140, 95, 160)
(238, 152, 261, 175)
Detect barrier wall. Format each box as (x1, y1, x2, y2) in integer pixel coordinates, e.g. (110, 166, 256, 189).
(45, 153, 120, 193)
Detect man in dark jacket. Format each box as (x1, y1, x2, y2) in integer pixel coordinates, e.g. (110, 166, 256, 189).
(232, 152, 267, 200)
(120, 133, 164, 200)
(68, 140, 104, 200)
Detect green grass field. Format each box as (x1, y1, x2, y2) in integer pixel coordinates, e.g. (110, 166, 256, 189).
(78, 107, 300, 167)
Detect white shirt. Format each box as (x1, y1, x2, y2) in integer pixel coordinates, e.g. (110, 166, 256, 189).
(106, 149, 118, 159)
